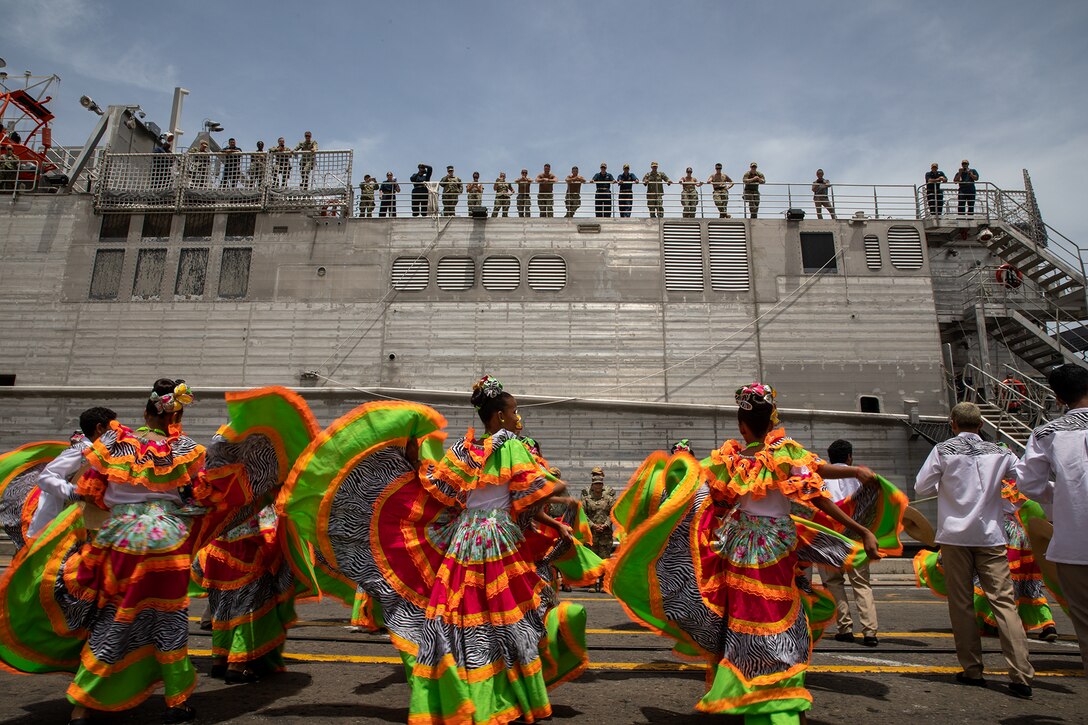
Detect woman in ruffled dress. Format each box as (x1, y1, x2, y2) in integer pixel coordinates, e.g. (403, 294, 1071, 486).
(0, 379, 277, 725)
(610, 383, 887, 725)
(279, 375, 589, 724)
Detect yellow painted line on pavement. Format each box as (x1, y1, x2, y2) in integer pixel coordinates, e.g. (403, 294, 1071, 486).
(186, 650, 1080, 677)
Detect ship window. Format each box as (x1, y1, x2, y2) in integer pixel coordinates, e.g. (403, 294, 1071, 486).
(219, 248, 251, 298)
(89, 249, 125, 300)
(391, 257, 429, 291)
(0, 374, 13, 386)
(863, 234, 882, 270)
(437, 257, 474, 291)
(800, 232, 837, 273)
(482, 256, 521, 291)
(663, 222, 704, 291)
(528, 255, 566, 292)
(132, 248, 167, 299)
(99, 213, 131, 241)
(226, 212, 257, 238)
(183, 212, 214, 239)
(708, 223, 749, 291)
(175, 248, 209, 297)
(859, 395, 881, 413)
(141, 213, 172, 239)
(888, 226, 924, 270)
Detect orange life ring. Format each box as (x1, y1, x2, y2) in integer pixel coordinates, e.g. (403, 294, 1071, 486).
(996, 263, 1023, 289)
(999, 377, 1027, 410)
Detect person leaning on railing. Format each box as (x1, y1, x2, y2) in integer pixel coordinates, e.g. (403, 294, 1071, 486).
(742, 162, 765, 219)
(642, 161, 671, 218)
(188, 141, 211, 189)
(707, 163, 734, 218)
(678, 167, 702, 218)
(0, 144, 16, 192)
(247, 141, 266, 188)
(536, 164, 557, 217)
(271, 137, 291, 188)
(564, 166, 586, 217)
(515, 169, 532, 217)
(617, 163, 638, 218)
(492, 172, 513, 217)
(221, 138, 242, 188)
(925, 163, 947, 216)
(812, 168, 836, 219)
(379, 171, 399, 217)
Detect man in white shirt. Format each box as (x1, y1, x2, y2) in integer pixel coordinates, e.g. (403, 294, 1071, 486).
(915, 402, 1034, 699)
(1014, 364, 1088, 672)
(821, 439, 879, 646)
(27, 406, 116, 537)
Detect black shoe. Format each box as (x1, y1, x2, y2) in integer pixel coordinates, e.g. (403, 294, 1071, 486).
(163, 704, 196, 724)
(955, 672, 987, 688)
(1008, 682, 1033, 699)
(833, 632, 855, 643)
(862, 635, 879, 647)
(224, 668, 260, 684)
(69, 719, 93, 725)
(1039, 626, 1058, 642)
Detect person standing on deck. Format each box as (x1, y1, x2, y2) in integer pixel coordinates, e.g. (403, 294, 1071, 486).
(410, 163, 433, 217)
(955, 159, 980, 216)
(592, 163, 615, 218)
(564, 166, 586, 217)
(439, 166, 463, 217)
(616, 164, 638, 217)
(925, 162, 947, 216)
(492, 172, 513, 217)
(742, 162, 765, 219)
(536, 164, 558, 217)
(642, 162, 672, 218)
(294, 132, 318, 190)
(707, 163, 734, 218)
(812, 169, 836, 219)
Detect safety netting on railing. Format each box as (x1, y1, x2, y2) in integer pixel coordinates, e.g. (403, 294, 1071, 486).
(94, 150, 353, 212)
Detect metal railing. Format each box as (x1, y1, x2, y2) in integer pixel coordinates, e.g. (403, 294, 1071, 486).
(960, 362, 1047, 441)
(94, 150, 353, 213)
(0, 158, 41, 196)
(353, 181, 919, 220)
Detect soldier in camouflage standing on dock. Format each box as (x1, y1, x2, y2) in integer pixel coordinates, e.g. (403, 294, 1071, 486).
(642, 161, 672, 218)
(581, 466, 617, 592)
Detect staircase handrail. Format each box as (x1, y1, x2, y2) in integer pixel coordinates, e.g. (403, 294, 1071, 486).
(1000, 362, 1058, 413)
(962, 362, 1048, 433)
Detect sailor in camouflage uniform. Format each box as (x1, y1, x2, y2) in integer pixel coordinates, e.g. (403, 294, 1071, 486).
(358, 175, 378, 217)
(440, 165, 463, 216)
(491, 173, 513, 217)
(294, 131, 318, 190)
(642, 162, 672, 218)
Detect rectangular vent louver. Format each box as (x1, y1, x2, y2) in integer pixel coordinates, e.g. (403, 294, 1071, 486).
(663, 223, 704, 291)
(708, 224, 749, 291)
(528, 255, 567, 291)
(482, 256, 521, 291)
(863, 234, 882, 270)
(391, 257, 430, 291)
(888, 226, 924, 270)
(437, 257, 474, 291)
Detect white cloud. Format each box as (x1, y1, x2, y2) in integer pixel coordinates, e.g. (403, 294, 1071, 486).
(8, 0, 178, 93)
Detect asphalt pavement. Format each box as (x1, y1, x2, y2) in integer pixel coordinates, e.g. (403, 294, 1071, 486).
(0, 572, 1084, 724)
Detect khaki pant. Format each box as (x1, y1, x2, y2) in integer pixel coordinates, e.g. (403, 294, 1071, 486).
(713, 189, 730, 217)
(821, 562, 877, 636)
(1056, 562, 1088, 672)
(941, 544, 1034, 684)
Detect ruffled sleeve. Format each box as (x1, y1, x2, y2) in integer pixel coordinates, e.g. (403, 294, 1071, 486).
(702, 429, 830, 505)
(77, 421, 206, 506)
(426, 429, 557, 517)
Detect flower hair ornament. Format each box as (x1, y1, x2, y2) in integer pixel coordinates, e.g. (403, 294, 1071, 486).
(150, 381, 196, 414)
(735, 382, 780, 426)
(472, 374, 504, 410)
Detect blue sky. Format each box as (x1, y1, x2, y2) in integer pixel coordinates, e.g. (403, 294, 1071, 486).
(5, 0, 1088, 245)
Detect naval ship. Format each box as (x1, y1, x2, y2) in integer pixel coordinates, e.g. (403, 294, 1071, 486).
(1, 78, 1086, 513)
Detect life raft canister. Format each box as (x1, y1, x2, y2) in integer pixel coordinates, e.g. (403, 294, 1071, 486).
(996, 263, 1023, 289)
